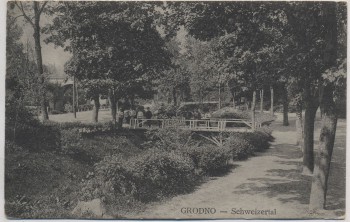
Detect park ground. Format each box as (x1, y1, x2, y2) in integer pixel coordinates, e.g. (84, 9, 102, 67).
(132, 114, 345, 219)
(5, 111, 343, 219)
(48, 111, 346, 219)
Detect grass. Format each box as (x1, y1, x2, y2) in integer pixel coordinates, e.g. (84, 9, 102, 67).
(49, 110, 114, 123)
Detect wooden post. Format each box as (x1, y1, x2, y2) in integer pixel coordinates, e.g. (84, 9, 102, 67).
(270, 85, 274, 116)
(73, 76, 76, 118)
(251, 90, 256, 130)
(76, 81, 79, 112)
(260, 89, 264, 113)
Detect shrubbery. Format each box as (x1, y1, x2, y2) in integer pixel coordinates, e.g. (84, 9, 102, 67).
(130, 149, 196, 201)
(6, 116, 114, 153)
(60, 128, 83, 155)
(143, 127, 194, 150)
(223, 128, 273, 160)
(6, 122, 61, 151)
(224, 136, 254, 160)
(50, 110, 64, 115)
(197, 145, 231, 174)
(211, 107, 276, 124)
(6, 105, 274, 211)
(182, 145, 231, 175)
(84, 149, 197, 202)
(5, 141, 24, 154)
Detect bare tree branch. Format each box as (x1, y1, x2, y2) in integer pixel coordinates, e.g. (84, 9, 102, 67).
(14, 1, 34, 27)
(7, 14, 24, 28)
(39, 1, 48, 15)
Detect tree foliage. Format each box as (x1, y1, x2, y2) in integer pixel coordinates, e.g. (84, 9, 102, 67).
(45, 2, 171, 101)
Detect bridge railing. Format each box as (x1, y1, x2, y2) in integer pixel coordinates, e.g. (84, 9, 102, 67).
(129, 118, 263, 131)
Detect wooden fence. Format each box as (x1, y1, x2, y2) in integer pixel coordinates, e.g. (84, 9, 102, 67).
(129, 118, 268, 132)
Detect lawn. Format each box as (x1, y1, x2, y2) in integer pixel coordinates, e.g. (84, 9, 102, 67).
(49, 110, 113, 123)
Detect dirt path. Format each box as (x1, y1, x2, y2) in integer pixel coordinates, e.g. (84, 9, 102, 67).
(129, 115, 345, 219)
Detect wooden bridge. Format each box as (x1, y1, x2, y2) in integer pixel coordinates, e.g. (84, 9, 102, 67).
(128, 118, 269, 132)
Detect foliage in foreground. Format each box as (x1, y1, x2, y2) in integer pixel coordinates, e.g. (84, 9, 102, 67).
(6, 118, 273, 218)
(83, 149, 197, 203)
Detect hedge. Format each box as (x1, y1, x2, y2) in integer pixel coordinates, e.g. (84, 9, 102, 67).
(6, 121, 114, 153)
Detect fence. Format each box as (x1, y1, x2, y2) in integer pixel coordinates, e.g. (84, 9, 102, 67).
(129, 118, 265, 132)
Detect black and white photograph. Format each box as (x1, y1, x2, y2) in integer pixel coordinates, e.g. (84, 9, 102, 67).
(4, 0, 347, 220)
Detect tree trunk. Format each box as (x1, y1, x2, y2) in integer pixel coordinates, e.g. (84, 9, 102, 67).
(130, 94, 135, 109)
(232, 93, 236, 109)
(167, 91, 172, 104)
(260, 89, 264, 113)
(73, 76, 76, 118)
(33, 2, 48, 121)
(218, 83, 221, 109)
(92, 95, 100, 123)
(283, 86, 289, 126)
(302, 99, 318, 175)
(309, 2, 338, 210)
(270, 85, 274, 116)
(295, 102, 304, 151)
(173, 88, 177, 106)
(109, 89, 117, 125)
(309, 86, 337, 210)
(251, 90, 256, 130)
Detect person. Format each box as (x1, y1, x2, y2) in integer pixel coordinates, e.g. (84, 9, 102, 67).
(137, 108, 144, 127)
(130, 108, 137, 119)
(184, 111, 192, 126)
(153, 109, 161, 128)
(193, 109, 202, 127)
(144, 107, 153, 128)
(204, 112, 211, 119)
(198, 109, 202, 119)
(117, 108, 124, 128)
(124, 109, 131, 125)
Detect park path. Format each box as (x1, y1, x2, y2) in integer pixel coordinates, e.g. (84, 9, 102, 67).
(129, 114, 345, 219)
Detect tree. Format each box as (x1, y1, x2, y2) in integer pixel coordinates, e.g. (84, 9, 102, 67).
(283, 2, 344, 175)
(13, 1, 49, 121)
(158, 37, 191, 106)
(309, 2, 346, 210)
(177, 2, 289, 126)
(46, 2, 171, 122)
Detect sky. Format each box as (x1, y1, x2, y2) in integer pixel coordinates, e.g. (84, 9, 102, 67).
(18, 11, 71, 77)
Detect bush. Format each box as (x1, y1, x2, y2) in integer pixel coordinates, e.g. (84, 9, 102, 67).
(87, 149, 196, 202)
(5, 141, 24, 154)
(6, 120, 114, 153)
(211, 107, 276, 124)
(223, 128, 273, 160)
(6, 122, 61, 151)
(223, 136, 254, 160)
(197, 145, 231, 174)
(50, 110, 63, 115)
(60, 129, 83, 155)
(81, 155, 135, 201)
(182, 145, 231, 175)
(64, 103, 72, 113)
(256, 126, 274, 142)
(131, 149, 196, 201)
(143, 127, 194, 151)
(44, 121, 114, 135)
(6, 103, 39, 126)
(233, 129, 273, 152)
(211, 108, 249, 119)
